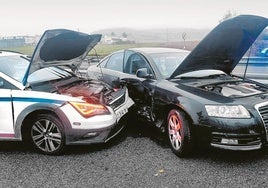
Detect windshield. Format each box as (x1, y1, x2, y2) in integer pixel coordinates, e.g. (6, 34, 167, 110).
(150, 52, 188, 78)
(0, 55, 30, 82)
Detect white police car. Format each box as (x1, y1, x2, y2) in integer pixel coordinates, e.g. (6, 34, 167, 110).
(0, 29, 133, 155)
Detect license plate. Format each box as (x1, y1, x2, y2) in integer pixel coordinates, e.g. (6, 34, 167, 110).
(116, 108, 128, 121)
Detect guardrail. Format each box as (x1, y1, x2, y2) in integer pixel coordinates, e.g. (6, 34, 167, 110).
(233, 56, 268, 84)
(239, 56, 268, 64)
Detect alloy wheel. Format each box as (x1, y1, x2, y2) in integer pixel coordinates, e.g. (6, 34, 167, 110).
(31, 119, 63, 153)
(168, 111, 182, 150)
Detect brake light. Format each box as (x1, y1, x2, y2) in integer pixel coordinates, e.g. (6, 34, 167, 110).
(69, 102, 110, 118)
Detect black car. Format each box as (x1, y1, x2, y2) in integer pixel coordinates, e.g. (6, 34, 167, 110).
(88, 15, 268, 157)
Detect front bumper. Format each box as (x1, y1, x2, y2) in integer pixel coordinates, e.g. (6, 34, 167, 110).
(65, 119, 125, 145)
(190, 101, 268, 151)
(193, 115, 265, 151)
(63, 88, 134, 145)
(210, 132, 262, 151)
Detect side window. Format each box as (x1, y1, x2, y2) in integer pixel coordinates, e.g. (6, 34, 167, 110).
(98, 57, 109, 68)
(124, 51, 153, 76)
(0, 77, 17, 89)
(104, 52, 124, 72)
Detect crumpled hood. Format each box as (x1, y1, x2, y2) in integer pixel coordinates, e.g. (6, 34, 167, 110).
(170, 15, 268, 79)
(23, 29, 101, 85)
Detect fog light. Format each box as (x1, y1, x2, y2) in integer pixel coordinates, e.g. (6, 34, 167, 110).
(73, 122, 81, 126)
(83, 132, 98, 138)
(221, 138, 238, 145)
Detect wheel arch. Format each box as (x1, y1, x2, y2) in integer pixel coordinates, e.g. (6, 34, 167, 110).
(175, 96, 206, 124)
(14, 103, 71, 141)
(163, 103, 194, 125)
(155, 96, 204, 134)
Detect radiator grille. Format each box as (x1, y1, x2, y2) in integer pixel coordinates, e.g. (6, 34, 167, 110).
(109, 93, 126, 110)
(257, 103, 268, 141)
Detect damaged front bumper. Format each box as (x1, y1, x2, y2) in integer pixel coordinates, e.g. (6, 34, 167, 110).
(65, 90, 134, 145)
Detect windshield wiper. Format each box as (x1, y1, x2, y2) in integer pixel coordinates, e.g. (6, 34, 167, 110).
(173, 76, 200, 79)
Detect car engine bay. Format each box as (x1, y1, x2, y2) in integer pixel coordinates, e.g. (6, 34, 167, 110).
(200, 81, 267, 97)
(57, 79, 127, 108)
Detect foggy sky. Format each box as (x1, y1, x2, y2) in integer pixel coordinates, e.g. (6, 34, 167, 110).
(1, 0, 268, 36)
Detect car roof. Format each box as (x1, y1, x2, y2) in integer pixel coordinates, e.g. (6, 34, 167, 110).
(129, 47, 190, 54)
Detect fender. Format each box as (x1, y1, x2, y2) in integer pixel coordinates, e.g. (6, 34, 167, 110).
(14, 103, 72, 140)
(175, 96, 208, 125)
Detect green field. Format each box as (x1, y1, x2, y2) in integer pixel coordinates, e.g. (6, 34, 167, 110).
(3, 43, 165, 57)
(88, 43, 165, 56)
(2, 45, 35, 56)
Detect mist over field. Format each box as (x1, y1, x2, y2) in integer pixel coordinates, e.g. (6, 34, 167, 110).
(93, 27, 210, 43)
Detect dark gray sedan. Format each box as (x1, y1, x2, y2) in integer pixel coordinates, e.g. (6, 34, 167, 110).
(88, 15, 268, 157)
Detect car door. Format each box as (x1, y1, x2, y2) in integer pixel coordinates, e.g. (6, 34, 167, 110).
(122, 50, 155, 101)
(92, 50, 158, 122)
(0, 77, 15, 137)
(122, 50, 158, 122)
(89, 51, 127, 87)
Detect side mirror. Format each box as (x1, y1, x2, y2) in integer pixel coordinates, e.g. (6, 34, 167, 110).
(136, 68, 151, 79)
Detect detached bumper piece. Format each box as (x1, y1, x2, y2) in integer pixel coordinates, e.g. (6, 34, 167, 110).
(105, 120, 126, 142)
(210, 132, 262, 151)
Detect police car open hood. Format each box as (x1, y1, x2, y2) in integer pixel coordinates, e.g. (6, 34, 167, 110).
(170, 15, 268, 79)
(23, 29, 101, 85)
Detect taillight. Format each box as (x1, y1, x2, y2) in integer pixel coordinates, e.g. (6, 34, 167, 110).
(69, 102, 110, 118)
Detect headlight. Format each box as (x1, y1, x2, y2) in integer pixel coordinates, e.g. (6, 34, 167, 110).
(69, 102, 110, 118)
(205, 105, 250, 118)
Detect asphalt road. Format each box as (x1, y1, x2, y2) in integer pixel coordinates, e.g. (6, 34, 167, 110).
(1, 121, 268, 188)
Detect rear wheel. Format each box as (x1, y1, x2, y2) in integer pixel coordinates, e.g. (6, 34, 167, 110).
(167, 109, 193, 157)
(29, 114, 65, 155)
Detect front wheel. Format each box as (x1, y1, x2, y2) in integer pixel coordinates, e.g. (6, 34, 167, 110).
(29, 114, 65, 155)
(167, 109, 193, 157)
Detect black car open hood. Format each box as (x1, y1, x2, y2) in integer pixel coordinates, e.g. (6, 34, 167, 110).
(170, 15, 268, 79)
(23, 29, 101, 85)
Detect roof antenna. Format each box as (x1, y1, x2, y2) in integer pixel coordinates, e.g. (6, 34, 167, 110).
(243, 45, 253, 81)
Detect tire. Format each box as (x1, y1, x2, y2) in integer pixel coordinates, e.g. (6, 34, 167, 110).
(29, 114, 65, 155)
(167, 109, 193, 157)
